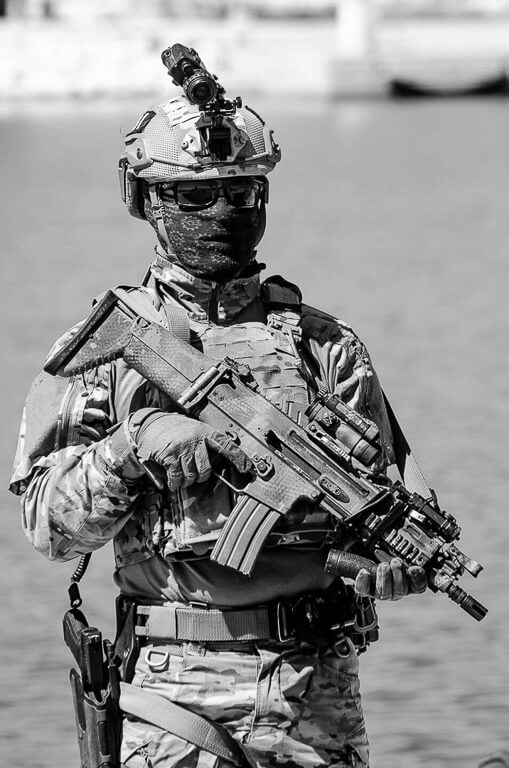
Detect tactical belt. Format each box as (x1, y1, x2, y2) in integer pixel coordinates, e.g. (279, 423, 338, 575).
(134, 590, 351, 645)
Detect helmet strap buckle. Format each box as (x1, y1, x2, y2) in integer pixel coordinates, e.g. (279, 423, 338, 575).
(148, 187, 171, 251)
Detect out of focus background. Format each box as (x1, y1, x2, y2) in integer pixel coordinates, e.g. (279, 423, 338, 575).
(1, 2, 508, 767)
(2, 0, 509, 97)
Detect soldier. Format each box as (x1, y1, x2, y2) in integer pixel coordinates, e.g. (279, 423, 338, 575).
(10, 47, 426, 768)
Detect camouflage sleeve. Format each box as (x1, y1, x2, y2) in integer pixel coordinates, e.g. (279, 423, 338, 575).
(301, 304, 396, 470)
(9, 322, 144, 562)
(17, 438, 141, 561)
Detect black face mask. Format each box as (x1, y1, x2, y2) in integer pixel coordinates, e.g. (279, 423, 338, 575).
(146, 196, 266, 282)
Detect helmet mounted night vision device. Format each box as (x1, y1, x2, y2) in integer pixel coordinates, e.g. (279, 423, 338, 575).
(161, 43, 243, 162)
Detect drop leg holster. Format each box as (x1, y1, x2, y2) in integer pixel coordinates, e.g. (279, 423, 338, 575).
(63, 607, 122, 768)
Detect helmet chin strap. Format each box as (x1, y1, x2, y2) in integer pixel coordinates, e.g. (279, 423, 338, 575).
(148, 186, 172, 252)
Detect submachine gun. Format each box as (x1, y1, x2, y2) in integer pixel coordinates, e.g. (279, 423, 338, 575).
(45, 289, 488, 622)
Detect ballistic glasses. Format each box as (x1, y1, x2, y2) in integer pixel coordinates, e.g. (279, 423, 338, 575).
(158, 177, 267, 212)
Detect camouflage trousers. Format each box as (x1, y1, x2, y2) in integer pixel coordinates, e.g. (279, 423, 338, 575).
(120, 637, 369, 768)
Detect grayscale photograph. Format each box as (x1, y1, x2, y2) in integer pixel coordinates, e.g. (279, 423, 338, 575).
(1, 1, 508, 767)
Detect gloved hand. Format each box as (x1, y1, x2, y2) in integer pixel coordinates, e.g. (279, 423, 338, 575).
(354, 558, 427, 601)
(126, 408, 252, 491)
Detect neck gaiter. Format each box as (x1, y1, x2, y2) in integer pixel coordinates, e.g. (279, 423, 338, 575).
(146, 196, 265, 282)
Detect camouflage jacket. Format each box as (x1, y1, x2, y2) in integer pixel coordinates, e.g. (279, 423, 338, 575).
(10, 257, 395, 579)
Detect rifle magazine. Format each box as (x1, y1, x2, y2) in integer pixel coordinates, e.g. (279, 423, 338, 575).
(211, 495, 280, 576)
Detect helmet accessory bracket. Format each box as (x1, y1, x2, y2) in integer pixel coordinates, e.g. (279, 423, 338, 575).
(197, 114, 231, 163)
(125, 137, 155, 171)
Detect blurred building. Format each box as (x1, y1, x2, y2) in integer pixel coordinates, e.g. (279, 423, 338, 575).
(1, 0, 509, 98)
(3, 0, 509, 19)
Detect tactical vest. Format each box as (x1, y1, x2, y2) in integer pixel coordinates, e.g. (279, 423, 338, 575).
(113, 277, 335, 569)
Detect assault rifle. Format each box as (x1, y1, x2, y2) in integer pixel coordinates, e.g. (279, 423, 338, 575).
(45, 288, 487, 621)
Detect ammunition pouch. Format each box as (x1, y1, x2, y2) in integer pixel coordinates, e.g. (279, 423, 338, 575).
(348, 592, 379, 654)
(275, 585, 378, 652)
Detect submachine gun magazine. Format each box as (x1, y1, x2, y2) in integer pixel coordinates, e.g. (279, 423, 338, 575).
(45, 289, 487, 622)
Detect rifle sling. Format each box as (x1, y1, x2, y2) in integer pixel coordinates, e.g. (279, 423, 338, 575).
(114, 286, 191, 344)
(382, 393, 433, 501)
(119, 682, 246, 766)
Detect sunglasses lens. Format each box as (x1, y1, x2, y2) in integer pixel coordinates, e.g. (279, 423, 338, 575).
(174, 183, 217, 209)
(227, 181, 260, 208)
(159, 179, 265, 211)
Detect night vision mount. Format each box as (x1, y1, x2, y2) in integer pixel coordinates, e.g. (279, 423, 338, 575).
(161, 43, 243, 162)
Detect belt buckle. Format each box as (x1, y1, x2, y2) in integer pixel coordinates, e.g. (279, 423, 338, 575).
(276, 601, 295, 643)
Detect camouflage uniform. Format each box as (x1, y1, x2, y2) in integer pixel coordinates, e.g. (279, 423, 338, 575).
(10, 256, 395, 768)
(122, 638, 369, 768)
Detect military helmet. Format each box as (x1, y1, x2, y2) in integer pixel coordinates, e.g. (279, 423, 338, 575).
(119, 96, 281, 220)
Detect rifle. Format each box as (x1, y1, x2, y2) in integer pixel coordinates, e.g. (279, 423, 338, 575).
(45, 288, 487, 621)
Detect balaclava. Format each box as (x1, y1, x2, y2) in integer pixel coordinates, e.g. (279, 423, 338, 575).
(144, 192, 266, 282)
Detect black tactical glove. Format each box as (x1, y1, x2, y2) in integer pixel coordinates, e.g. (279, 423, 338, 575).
(354, 558, 427, 601)
(125, 408, 252, 491)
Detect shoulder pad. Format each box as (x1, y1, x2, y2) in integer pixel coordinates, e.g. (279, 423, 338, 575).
(301, 303, 363, 345)
(261, 275, 302, 310)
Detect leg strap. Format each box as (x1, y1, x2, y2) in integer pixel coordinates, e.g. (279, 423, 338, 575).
(119, 682, 247, 767)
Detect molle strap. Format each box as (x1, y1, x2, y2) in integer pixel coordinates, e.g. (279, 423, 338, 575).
(114, 286, 191, 344)
(148, 186, 171, 251)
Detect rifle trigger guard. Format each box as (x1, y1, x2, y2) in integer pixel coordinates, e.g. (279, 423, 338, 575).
(212, 470, 249, 494)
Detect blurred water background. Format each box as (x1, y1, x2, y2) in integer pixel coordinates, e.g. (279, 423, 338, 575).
(1, 3, 509, 767)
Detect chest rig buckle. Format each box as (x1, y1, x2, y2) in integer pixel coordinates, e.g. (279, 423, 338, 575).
(266, 312, 302, 357)
(261, 274, 303, 354)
